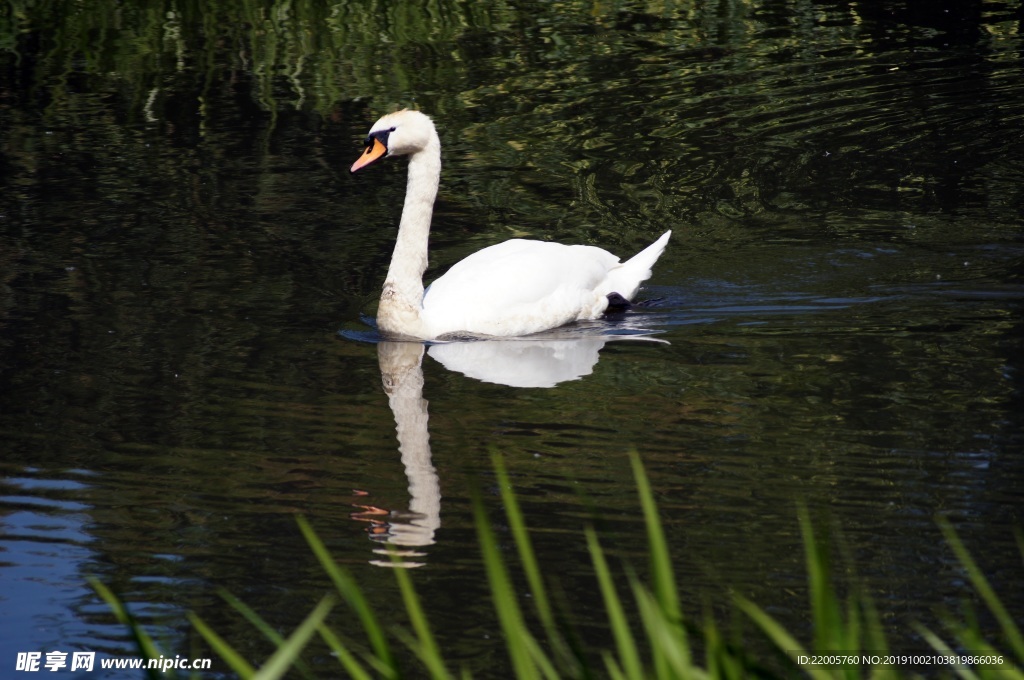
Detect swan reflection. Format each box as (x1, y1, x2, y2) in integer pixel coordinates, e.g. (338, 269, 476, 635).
(364, 330, 664, 567)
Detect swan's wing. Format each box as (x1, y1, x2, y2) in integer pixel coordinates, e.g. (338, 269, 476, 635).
(421, 239, 620, 336)
(424, 239, 618, 308)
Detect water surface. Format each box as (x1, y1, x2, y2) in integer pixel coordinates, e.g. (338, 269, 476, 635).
(1, 1, 1022, 676)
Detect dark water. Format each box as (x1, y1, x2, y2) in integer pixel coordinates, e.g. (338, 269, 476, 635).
(2, 1, 1022, 677)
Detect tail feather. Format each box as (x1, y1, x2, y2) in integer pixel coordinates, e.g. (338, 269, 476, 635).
(605, 230, 672, 300)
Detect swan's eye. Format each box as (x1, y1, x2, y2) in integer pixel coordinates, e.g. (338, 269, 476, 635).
(367, 128, 394, 150)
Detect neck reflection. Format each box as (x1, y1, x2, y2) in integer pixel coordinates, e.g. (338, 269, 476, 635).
(359, 329, 664, 567)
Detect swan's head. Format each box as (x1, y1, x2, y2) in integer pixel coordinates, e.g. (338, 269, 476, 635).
(351, 109, 437, 173)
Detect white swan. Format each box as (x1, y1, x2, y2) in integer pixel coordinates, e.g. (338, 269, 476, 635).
(351, 109, 671, 340)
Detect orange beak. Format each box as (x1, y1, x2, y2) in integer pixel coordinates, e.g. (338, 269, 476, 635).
(351, 137, 388, 173)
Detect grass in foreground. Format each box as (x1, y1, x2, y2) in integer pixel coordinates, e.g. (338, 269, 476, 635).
(95, 452, 1023, 679)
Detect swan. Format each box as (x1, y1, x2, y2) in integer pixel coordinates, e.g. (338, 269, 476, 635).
(351, 109, 671, 340)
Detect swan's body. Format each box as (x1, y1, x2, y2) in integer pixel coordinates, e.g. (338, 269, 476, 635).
(351, 109, 671, 340)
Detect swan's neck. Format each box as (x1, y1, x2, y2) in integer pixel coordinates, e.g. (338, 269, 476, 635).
(378, 137, 441, 338)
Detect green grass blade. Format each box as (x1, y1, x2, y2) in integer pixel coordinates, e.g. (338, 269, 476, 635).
(296, 515, 396, 676)
(491, 453, 578, 677)
(88, 578, 165, 680)
(798, 507, 843, 652)
(939, 519, 1024, 662)
(532, 640, 563, 680)
(915, 624, 982, 680)
(586, 527, 644, 679)
(473, 491, 543, 680)
(390, 625, 456, 680)
(252, 596, 334, 680)
(491, 454, 559, 639)
(219, 590, 317, 680)
(629, 451, 689, 677)
(632, 582, 697, 678)
(943, 622, 1024, 680)
(188, 611, 256, 678)
(735, 596, 832, 680)
(701, 609, 742, 680)
(858, 589, 889, 658)
(629, 451, 681, 625)
(390, 551, 454, 680)
(493, 456, 589, 675)
(316, 624, 375, 680)
(601, 651, 628, 680)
